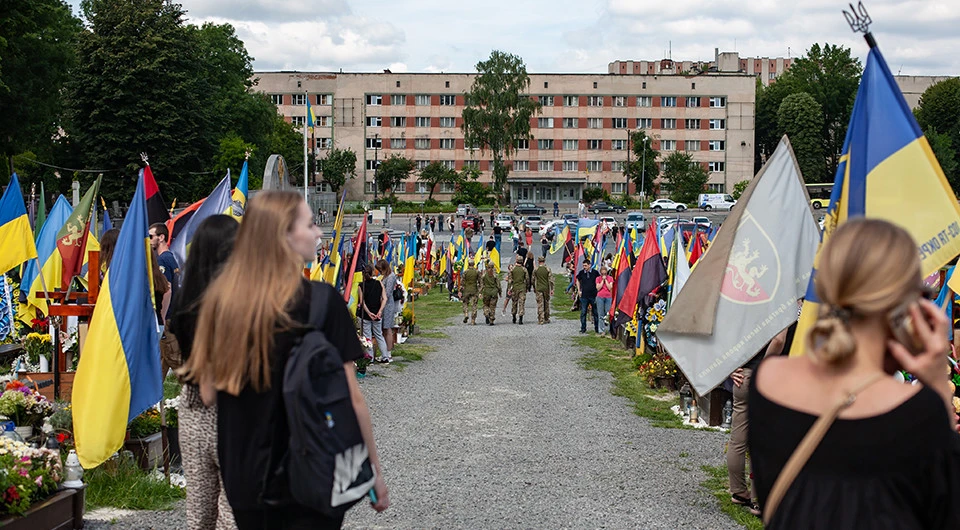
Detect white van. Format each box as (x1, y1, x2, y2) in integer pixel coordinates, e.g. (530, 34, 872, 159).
(698, 193, 736, 211)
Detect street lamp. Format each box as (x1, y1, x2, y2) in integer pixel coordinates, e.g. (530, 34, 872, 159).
(625, 130, 631, 199)
(373, 133, 380, 203)
(641, 136, 649, 203)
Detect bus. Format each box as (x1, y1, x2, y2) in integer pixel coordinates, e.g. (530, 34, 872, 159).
(805, 183, 833, 210)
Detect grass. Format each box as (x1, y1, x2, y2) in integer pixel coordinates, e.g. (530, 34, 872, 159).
(701, 465, 764, 530)
(163, 373, 180, 400)
(404, 284, 464, 338)
(551, 273, 581, 321)
(85, 456, 185, 511)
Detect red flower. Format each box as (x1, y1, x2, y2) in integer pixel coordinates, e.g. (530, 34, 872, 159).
(56, 432, 69, 443)
(4, 381, 25, 391)
(5, 486, 19, 501)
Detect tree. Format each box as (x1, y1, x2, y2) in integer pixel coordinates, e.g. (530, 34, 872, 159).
(461, 50, 541, 203)
(319, 148, 357, 195)
(916, 78, 960, 194)
(755, 76, 799, 172)
(582, 186, 608, 203)
(418, 161, 459, 200)
(0, 0, 81, 183)
(213, 133, 255, 178)
(375, 155, 415, 196)
(777, 93, 826, 182)
(732, 180, 750, 200)
(659, 152, 708, 204)
(623, 130, 659, 197)
(926, 128, 960, 195)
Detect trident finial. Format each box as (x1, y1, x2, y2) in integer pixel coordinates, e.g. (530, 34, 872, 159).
(140, 152, 149, 164)
(843, 2, 872, 35)
(244, 150, 251, 160)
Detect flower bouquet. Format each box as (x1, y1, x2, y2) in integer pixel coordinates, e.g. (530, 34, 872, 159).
(356, 335, 374, 376)
(21, 333, 52, 367)
(0, 382, 53, 429)
(637, 353, 679, 389)
(0, 437, 62, 515)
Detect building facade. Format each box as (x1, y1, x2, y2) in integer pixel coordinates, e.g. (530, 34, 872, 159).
(609, 50, 794, 87)
(254, 70, 756, 203)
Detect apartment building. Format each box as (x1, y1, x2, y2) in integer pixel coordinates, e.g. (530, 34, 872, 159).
(254, 70, 756, 203)
(609, 50, 794, 87)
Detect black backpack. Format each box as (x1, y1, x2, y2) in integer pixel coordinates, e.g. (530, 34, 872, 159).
(281, 283, 376, 515)
(392, 282, 404, 302)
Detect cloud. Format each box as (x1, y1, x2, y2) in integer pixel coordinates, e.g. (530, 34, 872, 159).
(181, 0, 351, 23)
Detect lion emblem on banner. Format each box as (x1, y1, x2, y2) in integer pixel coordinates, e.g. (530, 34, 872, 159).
(720, 215, 780, 305)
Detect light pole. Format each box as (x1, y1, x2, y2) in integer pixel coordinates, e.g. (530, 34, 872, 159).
(373, 133, 380, 203)
(625, 130, 631, 199)
(641, 136, 649, 204)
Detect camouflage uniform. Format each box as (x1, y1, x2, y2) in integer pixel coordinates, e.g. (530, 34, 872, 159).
(481, 269, 501, 324)
(533, 263, 554, 324)
(460, 266, 481, 324)
(509, 265, 528, 319)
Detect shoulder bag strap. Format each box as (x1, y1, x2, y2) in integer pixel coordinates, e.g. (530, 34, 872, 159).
(763, 372, 885, 526)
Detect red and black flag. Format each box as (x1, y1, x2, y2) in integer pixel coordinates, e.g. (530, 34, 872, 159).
(561, 227, 575, 265)
(614, 222, 666, 328)
(142, 166, 171, 226)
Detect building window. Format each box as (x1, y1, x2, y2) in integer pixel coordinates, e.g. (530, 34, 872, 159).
(291, 116, 305, 127)
(415, 94, 430, 105)
(365, 95, 382, 106)
(537, 117, 554, 128)
(270, 94, 284, 105)
(562, 139, 578, 151)
(686, 97, 701, 107)
(612, 118, 628, 129)
(707, 183, 725, 192)
(661, 96, 677, 107)
(587, 139, 602, 150)
(709, 119, 726, 130)
(515, 139, 529, 150)
(538, 139, 554, 150)
(637, 118, 652, 129)
(317, 138, 332, 148)
(587, 95, 603, 107)
(391, 94, 406, 105)
(366, 160, 381, 170)
(317, 94, 332, 105)
(439, 95, 456, 105)
(415, 159, 429, 170)
(316, 182, 332, 192)
(316, 116, 329, 127)
(365, 181, 377, 193)
(393, 182, 405, 194)
(637, 96, 652, 107)
(514, 160, 529, 171)
(769, 72, 776, 79)
(709, 97, 727, 108)
(613, 96, 627, 107)
(562, 117, 578, 129)
(365, 137, 382, 149)
(440, 138, 455, 149)
(685, 140, 700, 151)
(391, 116, 406, 127)
(414, 138, 430, 149)
(415, 116, 430, 127)
(538, 160, 553, 172)
(709, 140, 725, 151)
(292, 94, 306, 106)
(708, 161, 725, 172)
(440, 182, 457, 193)
(440, 117, 456, 127)
(586, 182, 602, 189)
(441, 160, 455, 170)
(611, 182, 627, 194)
(587, 118, 603, 129)
(661, 140, 676, 151)
(539, 96, 554, 106)
(662, 118, 677, 129)
(611, 139, 627, 150)
(463, 160, 479, 169)
(366, 116, 382, 127)
(390, 138, 406, 149)
(587, 160, 603, 172)
(611, 160, 625, 172)
(685, 119, 701, 130)
(563, 95, 578, 107)
(562, 161, 578, 171)
(593, 81, 598, 89)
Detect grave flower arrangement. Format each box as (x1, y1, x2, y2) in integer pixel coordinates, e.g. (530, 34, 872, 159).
(0, 381, 53, 429)
(0, 437, 61, 515)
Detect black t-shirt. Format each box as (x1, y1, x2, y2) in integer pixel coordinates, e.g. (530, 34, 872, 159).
(577, 269, 600, 298)
(360, 278, 383, 320)
(516, 247, 528, 260)
(493, 225, 502, 236)
(218, 281, 363, 508)
(485, 239, 496, 252)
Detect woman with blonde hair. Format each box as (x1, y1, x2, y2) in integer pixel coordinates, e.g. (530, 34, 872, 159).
(749, 218, 960, 528)
(180, 191, 388, 529)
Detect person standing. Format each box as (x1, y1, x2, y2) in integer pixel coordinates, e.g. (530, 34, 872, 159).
(523, 241, 535, 292)
(493, 223, 502, 252)
(509, 257, 528, 325)
(533, 256, 553, 324)
(150, 222, 180, 322)
(459, 259, 481, 324)
(553, 201, 559, 218)
(595, 266, 614, 334)
(377, 260, 398, 359)
(359, 265, 390, 363)
(438, 213, 444, 233)
(415, 213, 422, 233)
(576, 258, 600, 333)
(481, 261, 501, 326)
(540, 233, 550, 258)
(429, 216, 436, 232)
(485, 235, 496, 253)
(577, 199, 585, 218)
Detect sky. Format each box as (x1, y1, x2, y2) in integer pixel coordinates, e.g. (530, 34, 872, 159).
(66, 0, 959, 76)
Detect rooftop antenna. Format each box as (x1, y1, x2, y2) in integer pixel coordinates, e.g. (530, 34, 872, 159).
(669, 41, 672, 60)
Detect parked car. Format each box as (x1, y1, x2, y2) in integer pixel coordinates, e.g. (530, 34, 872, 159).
(589, 201, 626, 214)
(693, 216, 711, 228)
(624, 212, 646, 231)
(650, 199, 687, 213)
(457, 203, 478, 217)
(514, 202, 546, 216)
(599, 216, 618, 230)
(562, 213, 579, 228)
(494, 214, 516, 229)
(521, 215, 543, 231)
(461, 215, 483, 230)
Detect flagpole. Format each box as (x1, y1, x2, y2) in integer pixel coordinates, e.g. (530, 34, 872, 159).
(303, 90, 309, 203)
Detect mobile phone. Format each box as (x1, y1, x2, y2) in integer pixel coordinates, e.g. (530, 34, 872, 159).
(368, 488, 377, 504)
(888, 300, 924, 354)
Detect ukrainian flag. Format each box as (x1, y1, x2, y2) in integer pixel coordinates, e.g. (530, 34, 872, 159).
(18, 197, 71, 323)
(73, 173, 162, 468)
(0, 174, 38, 274)
(402, 232, 416, 287)
(229, 159, 249, 219)
(307, 98, 316, 132)
(792, 42, 960, 355)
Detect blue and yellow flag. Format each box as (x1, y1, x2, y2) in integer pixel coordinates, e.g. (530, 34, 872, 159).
(229, 159, 249, 219)
(73, 173, 162, 468)
(306, 98, 316, 132)
(792, 42, 960, 355)
(0, 174, 38, 274)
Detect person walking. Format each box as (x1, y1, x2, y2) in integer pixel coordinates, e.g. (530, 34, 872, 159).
(481, 261, 501, 326)
(377, 260, 399, 357)
(523, 241, 535, 292)
(576, 258, 600, 333)
(359, 265, 390, 363)
(460, 259, 481, 324)
(493, 223, 502, 252)
(595, 266, 614, 334)
(179, 191, 389, 529)
(169, 215, 240, 530)
(429, 216, 436, 232)
(508, 257, 528, 324)
(540, 233, 550, 258)
(438, 213, 444, 233)
(533, 256, 553, 324)
(415, 213, 422, 233)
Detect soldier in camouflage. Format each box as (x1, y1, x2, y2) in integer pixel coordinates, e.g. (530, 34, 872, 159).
(459, 259, 481, 324)
(533, 255, 554, 324)
(509, 257, 528, 324)
(481, 260, 501, 325)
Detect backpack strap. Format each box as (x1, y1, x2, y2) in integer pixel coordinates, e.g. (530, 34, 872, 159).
(307, 281, 330, 331)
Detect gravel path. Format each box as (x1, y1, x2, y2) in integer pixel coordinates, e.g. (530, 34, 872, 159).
(85, 290, 738, 529)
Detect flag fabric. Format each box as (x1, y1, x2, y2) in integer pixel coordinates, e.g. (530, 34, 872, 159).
(166, 199, 203, 241)
(344, 215, 368, 302)
(0, 174, 38, 274)
(577, 219, 600, 241)
(322, 190, 347, 285)
(614, 222, 663, 327)
(102, 205, 112, 233)
(306, 98, 316, 131)
(793, 43, 960, 355)
(35, 183, 46, 236)
(19, 196, 71, 321)
(56, 176, 101, 290)
(561, 228, 575, 265)
(73, 173, 163, 468)
(550, 225, 569, 254)
(0, 277, 13, 341)
(670, 233, 692, 308)
(936, 266, 956, 341)
(170, 174, 233, 267)
(229, 160, 249, 219)
(658, 137, 819, 395)
(489, 246, 501, 273)
(142, 165, 171, 227)
(403, 232, 417, 286)
(688, 229, 704, 267)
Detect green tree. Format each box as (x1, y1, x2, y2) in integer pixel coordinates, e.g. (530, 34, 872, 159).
(732, 180, 750, 200)
(213, 133, 255, 178)
(582, 186, 608, 203)
(318, 148, 357, 195)
(777, 93, 826, 182)
(461, 50, 541, 203)
(755, 75, 799, 172)
(623, 130, 660, 197)
(418, 161, 459, 200)
(659, 152, 708, 204)
(916, 78, 960, 194)
(375, 155, 415, 196)
(926, 128, 959, 194)
(0, 0, 82, 184)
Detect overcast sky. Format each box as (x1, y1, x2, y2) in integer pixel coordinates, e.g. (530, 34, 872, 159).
(67, 0, 958, 76)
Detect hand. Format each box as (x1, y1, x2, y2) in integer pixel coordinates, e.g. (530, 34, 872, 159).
(731, 368, 745, 388)
(888, 299, 952, 401)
